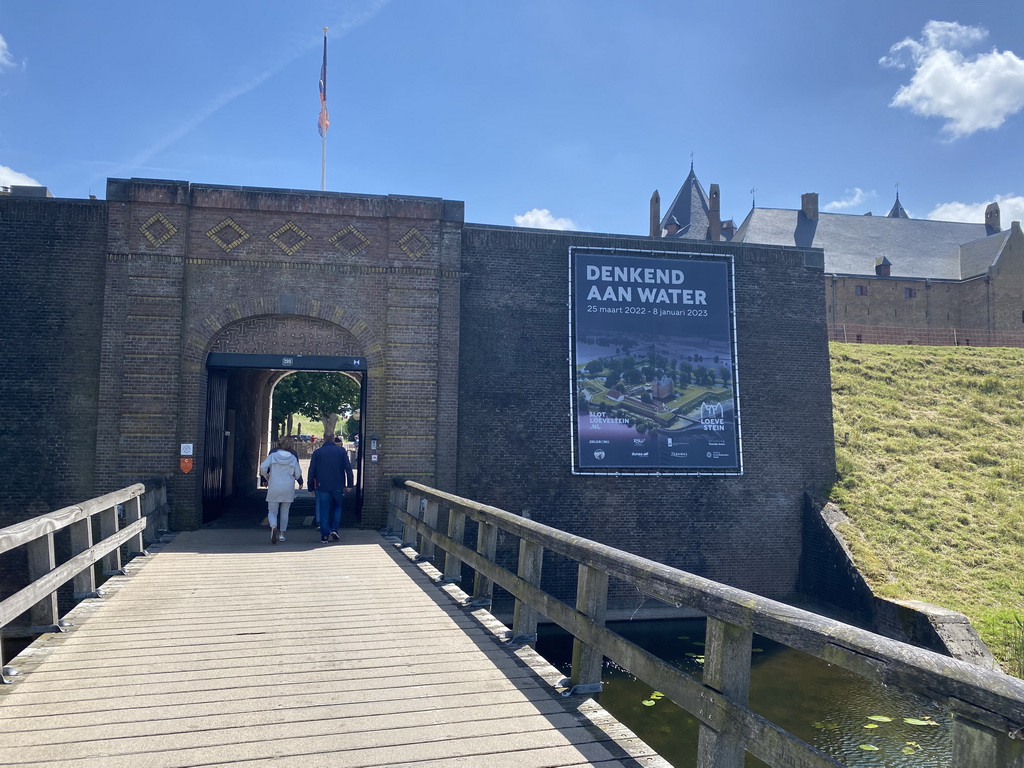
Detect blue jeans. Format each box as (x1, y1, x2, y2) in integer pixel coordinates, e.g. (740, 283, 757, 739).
(315, 490, 343, 538)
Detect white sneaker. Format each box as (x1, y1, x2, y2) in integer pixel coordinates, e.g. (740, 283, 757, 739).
(278, 534, 286, 542)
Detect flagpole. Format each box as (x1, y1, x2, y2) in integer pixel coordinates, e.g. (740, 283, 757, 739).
(321, 27, 328, 191)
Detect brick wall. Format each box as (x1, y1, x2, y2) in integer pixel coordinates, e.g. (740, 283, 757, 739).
(97, 180, 464, 528)
(0, 197, 107, 523)
(457, 227, 836, 602)
(0, 196, 107, 598)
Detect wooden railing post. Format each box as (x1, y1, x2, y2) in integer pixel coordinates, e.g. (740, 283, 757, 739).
(403, 492, 420, 547)
(472, 521, 498, 605)
(570, 563, 608, 692)
(952, 711, 1024, 768)
(99, 504, 122, 575)
(511, 539, 543, 644)
(70, 517, 97, 599)
(419, 500, 438, 561)
(443, 507, 465, 583)
(696, 617, 753, 768)
(387, 485, 404, 533)
(27, 534, 58, 628)
(125, 494, 145, 555)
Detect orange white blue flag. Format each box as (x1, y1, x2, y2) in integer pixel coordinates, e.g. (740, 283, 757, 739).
(318, 34, 329, 137)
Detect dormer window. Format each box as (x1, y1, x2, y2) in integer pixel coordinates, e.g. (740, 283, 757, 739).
(875, 257, 892, 277)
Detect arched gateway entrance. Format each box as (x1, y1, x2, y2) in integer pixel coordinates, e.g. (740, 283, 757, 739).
(202, 351, 367, 523)
(198, 314, 371, 524)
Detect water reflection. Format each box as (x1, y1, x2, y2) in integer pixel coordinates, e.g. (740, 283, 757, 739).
(536, 618, 950, 767)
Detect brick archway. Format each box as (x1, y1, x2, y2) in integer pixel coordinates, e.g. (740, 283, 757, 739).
(176, 306, 387, 529)
(182, 295, 385, 369)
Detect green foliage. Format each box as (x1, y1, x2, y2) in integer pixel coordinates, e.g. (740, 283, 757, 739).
(272, 372, 360, 427)
(830, 343, 1024, 673)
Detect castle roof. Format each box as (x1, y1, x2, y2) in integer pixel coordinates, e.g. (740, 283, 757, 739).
(886, 193, 909, 219)
(660, 164, 711, 239)
(732, 207, 996, 280)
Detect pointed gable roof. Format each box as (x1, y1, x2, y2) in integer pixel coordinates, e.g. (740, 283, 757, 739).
(887, 192, 909, 219)
(660, 164, 711, 239)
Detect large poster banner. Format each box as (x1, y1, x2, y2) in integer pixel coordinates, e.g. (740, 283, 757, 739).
(570, 248, 742, 474)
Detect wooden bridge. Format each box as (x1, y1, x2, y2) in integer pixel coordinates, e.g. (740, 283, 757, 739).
(2, 481, 1024, 767)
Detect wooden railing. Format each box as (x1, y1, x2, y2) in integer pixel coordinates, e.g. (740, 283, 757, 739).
(0, 481, 168, 680)
(388, 480, 1024, 768)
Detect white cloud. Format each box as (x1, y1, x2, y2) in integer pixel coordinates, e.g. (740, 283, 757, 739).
(823, 188, 875, 211)
(928, 194, 1024, 225)
(0, 165, 41, 188)
(513, 208, 578, 230)
(880, 21, 1024, 139)
(0, 33, 13, 69)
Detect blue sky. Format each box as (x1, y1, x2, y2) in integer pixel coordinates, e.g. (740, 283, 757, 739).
(2, 1, 1023, 234)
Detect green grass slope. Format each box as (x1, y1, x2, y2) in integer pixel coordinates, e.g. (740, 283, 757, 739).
(829, 343, 1024, 674)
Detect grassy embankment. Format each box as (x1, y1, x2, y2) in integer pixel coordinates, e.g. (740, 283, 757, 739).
(829, 343, 1024, 674)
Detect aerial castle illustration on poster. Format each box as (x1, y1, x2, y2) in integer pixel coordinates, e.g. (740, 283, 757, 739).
(570, 248, 742, 474)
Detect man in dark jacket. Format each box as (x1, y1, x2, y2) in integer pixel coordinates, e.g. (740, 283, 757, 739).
(307, 433, 354, 543)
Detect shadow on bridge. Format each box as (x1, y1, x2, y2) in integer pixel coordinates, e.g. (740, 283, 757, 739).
(1, 520, 660, 766)
(203, 487, 361, 532)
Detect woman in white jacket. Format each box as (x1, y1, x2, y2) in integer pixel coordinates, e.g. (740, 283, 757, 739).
(259, 438, 304, 544)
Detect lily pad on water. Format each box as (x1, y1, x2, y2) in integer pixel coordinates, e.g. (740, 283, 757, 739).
(904, 717, 940, 726)
(859, 744, 880, 751)
(642, 700, 656, 707)
(650, 692, 664, 699)
(863, 723, 879, 729)
(867, 715, 893, 722)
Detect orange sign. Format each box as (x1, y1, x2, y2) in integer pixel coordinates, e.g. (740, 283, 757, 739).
(179, 457, 194, 474)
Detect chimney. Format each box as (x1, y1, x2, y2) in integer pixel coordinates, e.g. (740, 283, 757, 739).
(801, 192, 819, 221)
(650, 190, 661, 237)
(985, 202, 1001, 235)
(709, 184, 722, 241)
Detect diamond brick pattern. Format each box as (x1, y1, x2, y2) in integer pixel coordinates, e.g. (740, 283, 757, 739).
(398, 228, 429, 261)
(206, 218, 251, 253)
(139, 212, 178, 248)
(268, 221, 312, 256)
(329, 225, 371, 258)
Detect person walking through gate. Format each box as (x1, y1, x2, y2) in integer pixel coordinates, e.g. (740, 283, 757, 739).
(307, 433, 353, 544)
(259, 437, 304, 544)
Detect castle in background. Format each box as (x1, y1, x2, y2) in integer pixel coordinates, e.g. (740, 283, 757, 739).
(653, 166, 1024, 346)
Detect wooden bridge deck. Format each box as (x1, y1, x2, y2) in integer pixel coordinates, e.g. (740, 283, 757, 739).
(0, 525, 665, 768)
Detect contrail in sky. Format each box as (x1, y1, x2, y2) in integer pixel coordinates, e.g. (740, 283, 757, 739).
(120, 0, 392, 175)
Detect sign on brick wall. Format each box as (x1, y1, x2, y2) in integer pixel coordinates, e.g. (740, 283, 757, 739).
(569, 247, 742, 474)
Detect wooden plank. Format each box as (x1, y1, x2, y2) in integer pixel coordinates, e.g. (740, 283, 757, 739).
(0, 526, 666, 768)
(400, 482, 1024, 735)
(0, 517, 146, 627)
(0, 484, 145, 554)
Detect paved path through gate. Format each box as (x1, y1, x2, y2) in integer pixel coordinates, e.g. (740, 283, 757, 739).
(0, 526, 664, 768)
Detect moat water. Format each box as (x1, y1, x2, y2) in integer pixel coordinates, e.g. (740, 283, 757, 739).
(536, 618, 951, 767)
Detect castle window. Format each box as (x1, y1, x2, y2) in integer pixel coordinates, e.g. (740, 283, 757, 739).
(855, 285, 868, 296)
(904, 287, 918, 299)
